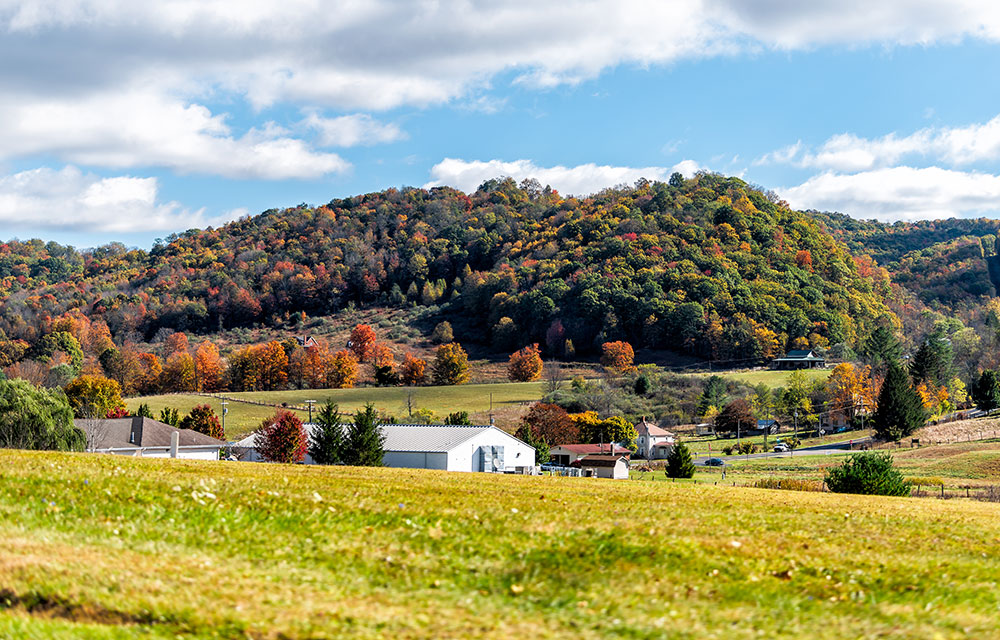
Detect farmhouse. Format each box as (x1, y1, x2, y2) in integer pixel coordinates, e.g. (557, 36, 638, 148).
(548, 443, 631, 466)
(574, 454, 629, 479)
(74, 417, 226, 460)
(771, 349, 826, 370)
(235, 423, 537, 472)
(635, 418, 675, 460)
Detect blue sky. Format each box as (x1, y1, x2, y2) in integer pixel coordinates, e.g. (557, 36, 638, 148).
(5, 1, 1000, 248)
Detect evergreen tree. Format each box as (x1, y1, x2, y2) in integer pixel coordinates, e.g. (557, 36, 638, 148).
(970, 370, 1000, 412)
(342, 403, 385, 467)
(871, 363, 926, 441)
(697, 375, 727, 416)
(309, 401, 345, 465)
(665, 442, 695, 479)
(136, 403, 154, 419)
(515, 424, 549, 465)
(826, 452, 910, 496)
(862, 326, 902, 370)
(444, 411, 472, 425)
(909, 326, 954, 386)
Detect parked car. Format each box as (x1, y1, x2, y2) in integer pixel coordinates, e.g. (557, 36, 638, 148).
(704, 457, 726, 466)
(773, 443, 790, 453)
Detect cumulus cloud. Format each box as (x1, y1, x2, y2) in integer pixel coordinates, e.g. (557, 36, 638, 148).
(3, 1, 1000, 112)
(0, 89, 349, 180)
(758, 114, 1000, 171)
(0, 165, 241, 232)
(425, 158, 704, 195)
(302, 113, 407, 147)
(781, 166, 1000, 221)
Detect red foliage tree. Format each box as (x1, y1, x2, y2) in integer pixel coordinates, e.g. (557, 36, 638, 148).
(400, 353, 426, 386)
(508, 343, 543, 382)
(349, 324, 377, 362)
(179, 404, 225, 440)
(254, 410, 307, 463)
(520, 403, 578, 446)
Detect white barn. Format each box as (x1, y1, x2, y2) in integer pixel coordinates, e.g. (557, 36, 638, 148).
(234, 423, 536, 472)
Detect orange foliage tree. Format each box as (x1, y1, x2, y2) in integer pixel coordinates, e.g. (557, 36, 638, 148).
(371, 342, 395, 368)
(165, 332, 190, 356)
(400, 353, 426, 386)
(600, 341, 634, 375)
(135, 352, 162, 395)
(327, 350, 359, 389)
(161, 352, 196, 392)
(826, 362, 878, 423)
(349, 324, 377, 362)
(508, 343, 543, 382)
(194, 341, 225, 392)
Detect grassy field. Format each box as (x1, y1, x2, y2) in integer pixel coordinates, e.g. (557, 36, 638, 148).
(682, 429, 872, 455)
(3, 450, 1000, 638)
(709, 367, 831, 388)
(126, 381, 546, 439)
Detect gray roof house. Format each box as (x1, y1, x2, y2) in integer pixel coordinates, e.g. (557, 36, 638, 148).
(234, 423, 537, 472)
(771, 349, 826, 370)
(74, 417, 226, 460)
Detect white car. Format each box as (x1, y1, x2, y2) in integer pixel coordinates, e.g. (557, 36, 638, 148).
(773, 443, 790, 453)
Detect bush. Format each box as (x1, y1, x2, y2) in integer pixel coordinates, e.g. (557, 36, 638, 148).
(721, 445, 734, 456)
(825, 452, 911, 496)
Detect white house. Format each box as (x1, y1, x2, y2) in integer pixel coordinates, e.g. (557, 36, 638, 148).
(548, 443, 631, 466)
(234, 423, 537, 473)
(635, 418, 675, 459)
(576, 454, 630, 479)
(74, 417, 226, 460)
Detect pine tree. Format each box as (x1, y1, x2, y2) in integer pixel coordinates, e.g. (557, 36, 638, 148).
(309, 401, 345, 465)
(343, 403, 385, 467)
(871, 362, 926, 441)
(862, 326, 902, 369)
(665, 442, 695, 479)
(971, 370, 1000, 411)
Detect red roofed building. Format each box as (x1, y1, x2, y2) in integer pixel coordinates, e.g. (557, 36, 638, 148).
(548, 443, 631, 466)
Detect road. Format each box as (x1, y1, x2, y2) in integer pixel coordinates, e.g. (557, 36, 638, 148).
(693, 437, 872, 465)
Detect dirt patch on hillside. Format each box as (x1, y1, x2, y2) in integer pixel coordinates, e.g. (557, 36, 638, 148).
(914, 417, 1000, 444)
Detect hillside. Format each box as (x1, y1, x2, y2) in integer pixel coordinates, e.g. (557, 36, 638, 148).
(0, 174, 893, 364)
(4, 449, 1000, 639)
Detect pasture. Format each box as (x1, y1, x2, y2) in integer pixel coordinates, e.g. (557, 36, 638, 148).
(2, 450, 1000, 638)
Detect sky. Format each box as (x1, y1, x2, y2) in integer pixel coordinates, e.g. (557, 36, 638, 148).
(6, 1, 1000, 248)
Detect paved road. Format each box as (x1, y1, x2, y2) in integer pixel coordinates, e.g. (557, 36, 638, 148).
(693, 437, 872, 465)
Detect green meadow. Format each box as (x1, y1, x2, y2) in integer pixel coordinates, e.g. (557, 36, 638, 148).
(3, 450, 1000, 638)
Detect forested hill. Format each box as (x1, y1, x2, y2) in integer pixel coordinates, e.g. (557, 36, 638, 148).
(0, 173, 893, 360)
(811, 212, 1000, 314)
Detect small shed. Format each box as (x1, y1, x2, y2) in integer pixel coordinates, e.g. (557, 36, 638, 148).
(575, 454, 630, 480)
(771, 349, 826, 370)
(548, 443, 631, 466)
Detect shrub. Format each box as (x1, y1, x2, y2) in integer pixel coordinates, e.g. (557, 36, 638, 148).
(825, 452, 911, 496)
(179, 404, 224, 440)
(721, 445, 734, 456)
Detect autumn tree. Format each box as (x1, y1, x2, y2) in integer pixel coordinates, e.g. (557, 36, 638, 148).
(826, 363, 877, 424)
(571, 412, 638, 450)
(64, 374, 125, 419)
(714, 398, 754, 434)
(135, 352, 162, 395)
(432, 343, 470, 385)
(371, 342, 398, 386)
(431, 321, 454, 344)
(519, 403, 578, 446)
(165, 332, 190, 356)
(400, 353, 426, 386)
(255, 410, 308, 463)
(99, 346, 141, 396)
(600, 341, 634, 375)
(327, 350, 359, 389)
(349, 324, 377, 362)
(508, 343, 543, 382)
(194, 342, 225, 392)
(179, 404, 224, 440)
(161, 352, 196, 392)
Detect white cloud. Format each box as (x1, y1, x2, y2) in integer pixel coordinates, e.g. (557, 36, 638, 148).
(425, 158, 704, 195)
(759, 113, 1000, 172)
(303, 113, 407, 148)
(0, 88, 349, 180)
(4, 1, 1000, 113)
(0, 165, 241, 232)
(781, 166, 1000, 221)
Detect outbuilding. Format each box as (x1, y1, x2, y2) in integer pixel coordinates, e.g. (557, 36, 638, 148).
(548, 443, 631, 466)
(575, 454, 630, 479)
(234, 423, 537, 472)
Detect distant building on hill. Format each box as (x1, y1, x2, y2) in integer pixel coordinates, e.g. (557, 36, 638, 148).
(771, 349, 826, 370)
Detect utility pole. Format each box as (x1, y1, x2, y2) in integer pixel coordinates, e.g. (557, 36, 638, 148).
(489, 393, 494, 425)
(221, 401, 228, 436)
(305, 399, 316, 424)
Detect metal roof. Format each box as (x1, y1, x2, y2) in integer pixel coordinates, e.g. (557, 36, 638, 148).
(233, 422, 526, 454)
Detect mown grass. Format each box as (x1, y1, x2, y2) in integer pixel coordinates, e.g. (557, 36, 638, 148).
(3, 450, 1000, 638)
(707, 367, 831, 388)
(683, 429, 871, 455)
(127, 381, 545, 439)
